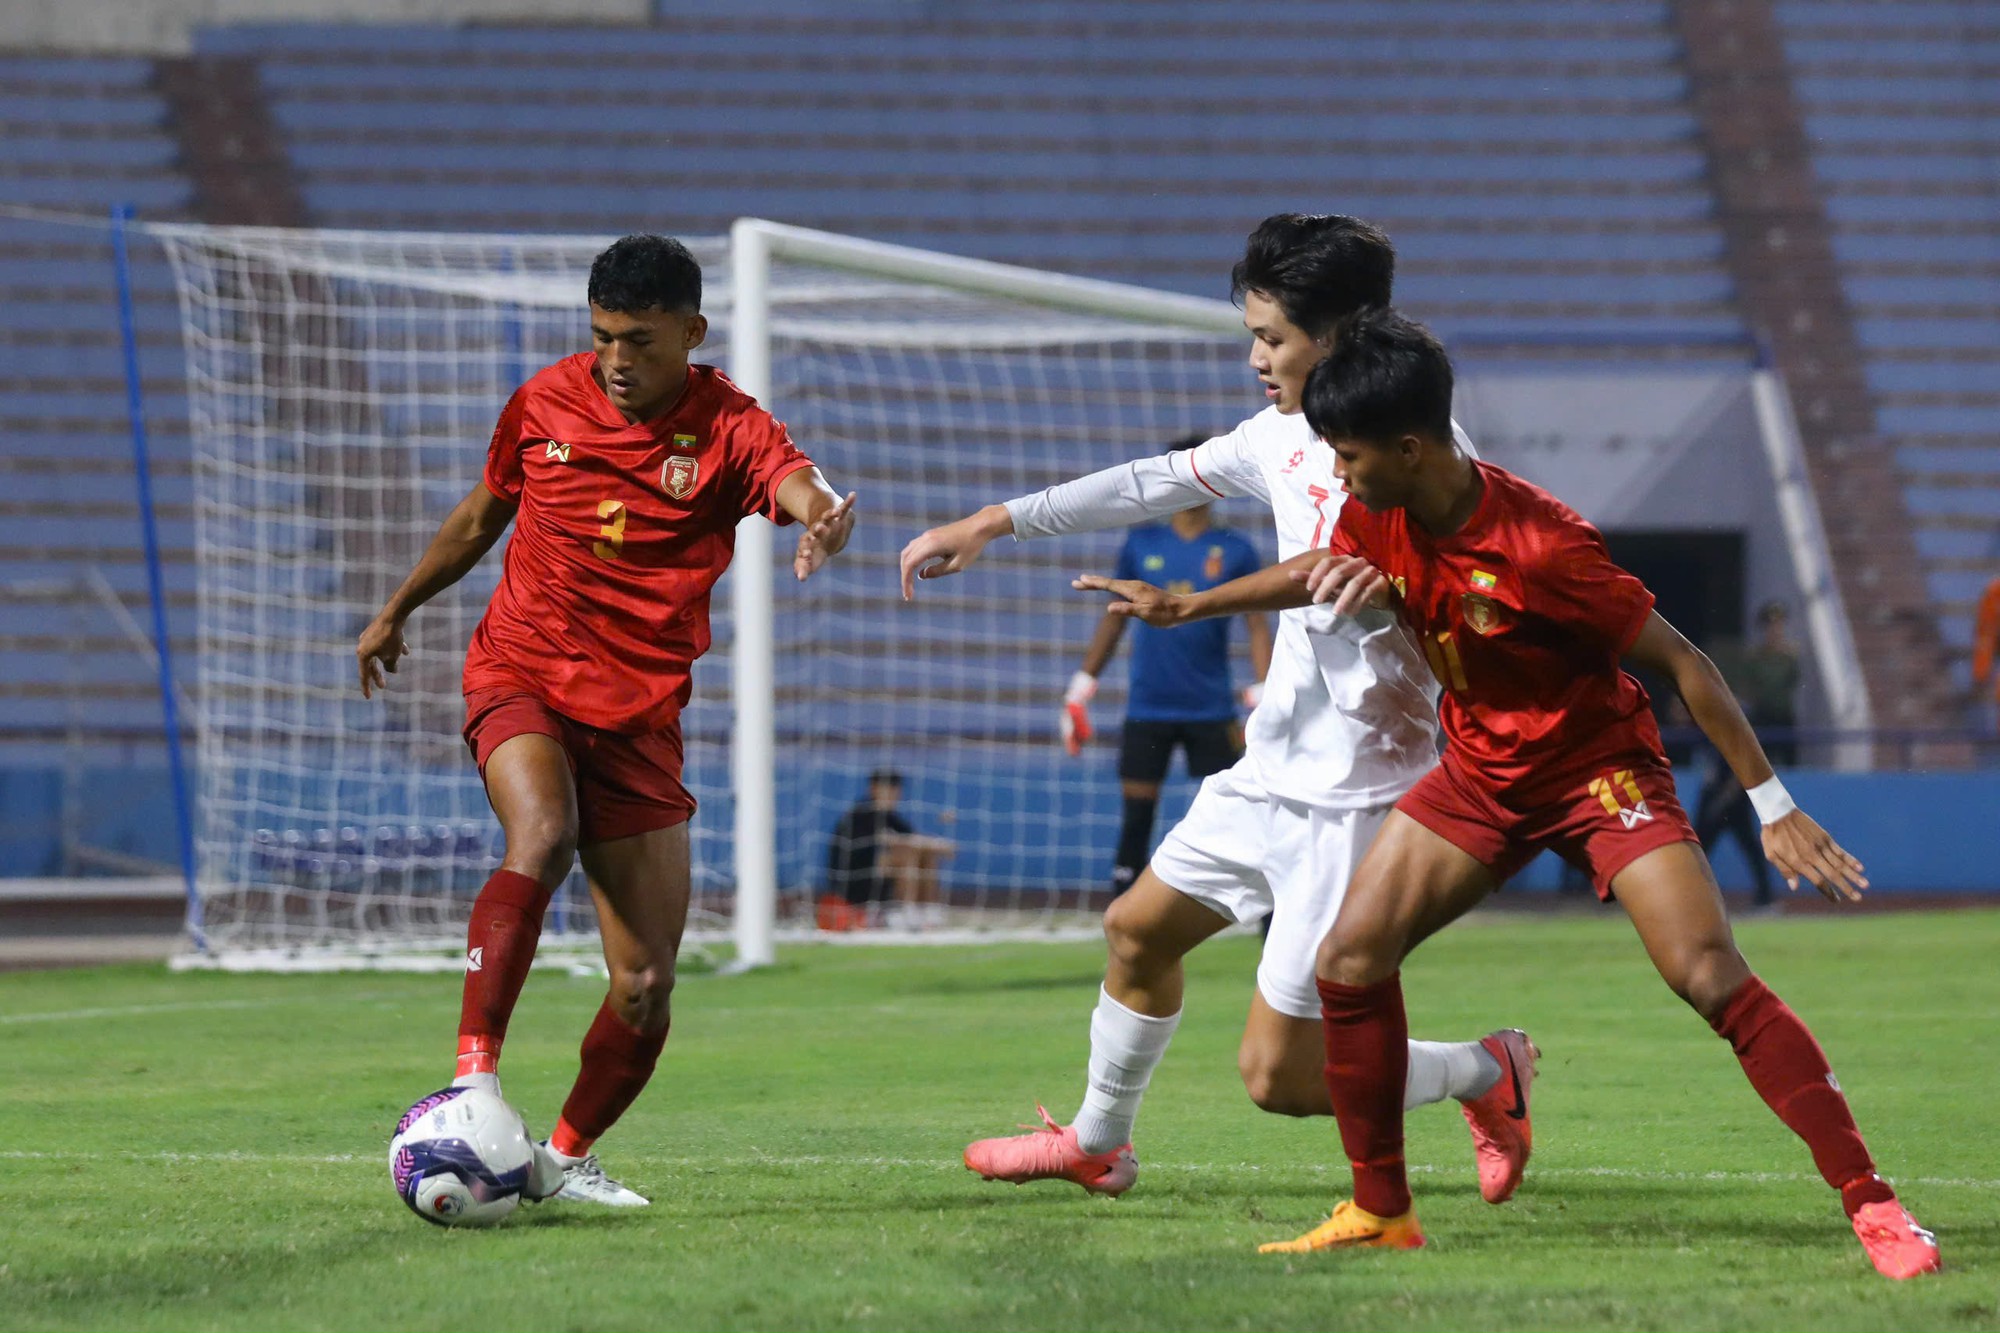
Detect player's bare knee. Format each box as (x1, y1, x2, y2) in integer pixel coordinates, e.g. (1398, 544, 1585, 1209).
(1315, 923, 1395, 987)
(1677, 944, 1751, 1022)
(1238, 1053, 1316, 1117)
(1101, 895, 1162, 971)
(503, 812, 578, 885)
(609, 964, 674, 1033)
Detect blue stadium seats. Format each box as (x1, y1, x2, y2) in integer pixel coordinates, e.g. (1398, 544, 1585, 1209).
(1777, 0, 2000, 689)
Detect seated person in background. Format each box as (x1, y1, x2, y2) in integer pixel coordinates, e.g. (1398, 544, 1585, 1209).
(822, 770, 954, 929)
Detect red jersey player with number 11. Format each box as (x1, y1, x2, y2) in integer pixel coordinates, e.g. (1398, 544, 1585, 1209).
(1273, 310, 1938, 1278)
(1099, 309, 1939, 1279)
(356, 235, 856, 1207)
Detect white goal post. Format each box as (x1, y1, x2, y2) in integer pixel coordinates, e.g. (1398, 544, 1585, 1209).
(152, 217, 1262, 972)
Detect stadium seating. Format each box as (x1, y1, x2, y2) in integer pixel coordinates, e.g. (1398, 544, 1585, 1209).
(1775, 0, 2000, 676)
(197, 1, 1748, 357)
(0, 57, 191, 814)
(6, 0, 1999, 875)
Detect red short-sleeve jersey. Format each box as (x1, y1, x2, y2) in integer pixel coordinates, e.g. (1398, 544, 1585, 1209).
(463, 355, 814, 733)
(1333, 460, 1661, 802)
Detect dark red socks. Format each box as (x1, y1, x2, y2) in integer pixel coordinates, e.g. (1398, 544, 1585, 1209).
(1711, 975, 1895, 1217)
(1318, 972, 1412, 1218)
(551, 999, 670, 1157)
(456, 868, 556, 1071)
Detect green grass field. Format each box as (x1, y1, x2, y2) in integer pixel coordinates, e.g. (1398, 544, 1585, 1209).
(3, 909, 1996, 1332)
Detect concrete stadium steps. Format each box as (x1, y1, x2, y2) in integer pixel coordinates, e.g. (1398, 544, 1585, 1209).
(1778, 0, 2000, 695)
(0, 69, 193, 746)
(196, 3, 1745, 358)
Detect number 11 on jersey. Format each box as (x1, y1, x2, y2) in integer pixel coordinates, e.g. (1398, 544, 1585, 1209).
(1424, 630, 1468, 692)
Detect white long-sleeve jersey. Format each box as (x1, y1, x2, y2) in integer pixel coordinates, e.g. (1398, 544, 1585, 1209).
(1006, 407, 1477, 811)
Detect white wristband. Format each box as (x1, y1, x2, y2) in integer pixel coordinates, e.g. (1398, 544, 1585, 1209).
(1746, 775, 1796, 825)
(1065, 670, 1098, 705)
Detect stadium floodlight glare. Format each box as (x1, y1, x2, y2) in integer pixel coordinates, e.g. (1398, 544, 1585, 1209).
(150, 219, 1260, 972)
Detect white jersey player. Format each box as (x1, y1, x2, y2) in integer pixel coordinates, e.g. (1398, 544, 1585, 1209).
(898, 215, 1537, 1205)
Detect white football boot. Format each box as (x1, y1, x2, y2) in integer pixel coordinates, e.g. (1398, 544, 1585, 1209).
(530, 1139, 650, 1206)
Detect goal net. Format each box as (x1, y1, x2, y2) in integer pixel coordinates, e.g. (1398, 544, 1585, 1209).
(152, 219, 1260, 970)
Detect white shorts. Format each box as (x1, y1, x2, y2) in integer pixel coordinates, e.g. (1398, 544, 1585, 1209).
(1149, 757, 1391, 1021)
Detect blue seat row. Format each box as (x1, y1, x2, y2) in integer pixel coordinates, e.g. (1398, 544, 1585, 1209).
(0, 94, 163, 126)
(1900, 446, 2000, 477)
(1865, 359, 2000, 394)
(1911, 528, 2000, 564)
(0, 137, 178, 169)
(215, 22, 1682, 64)
(288, 140, 1708, 186)
(299, 180, 1718, 226)
(1878, 405, 2000, 437)
(1904, 486, 2000, 520)
(266, 61, 1688, 104)
(273, 98, 1698, 143)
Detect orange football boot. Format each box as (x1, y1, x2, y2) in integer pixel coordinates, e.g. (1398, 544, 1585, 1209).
(1259, 1199, 1426, 1254)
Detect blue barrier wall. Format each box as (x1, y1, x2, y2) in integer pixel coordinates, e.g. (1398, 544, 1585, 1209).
(7, 758, 1995, 894)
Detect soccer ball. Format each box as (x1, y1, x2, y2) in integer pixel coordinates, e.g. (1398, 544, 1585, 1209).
(388, 1086, 535, 1227)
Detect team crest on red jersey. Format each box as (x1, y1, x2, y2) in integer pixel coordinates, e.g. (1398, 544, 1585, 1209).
(1461, 592, 1502, 636)
(662, 455, 699, 499)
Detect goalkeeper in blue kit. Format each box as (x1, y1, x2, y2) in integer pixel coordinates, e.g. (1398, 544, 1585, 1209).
(1060, 439, 1271, 897)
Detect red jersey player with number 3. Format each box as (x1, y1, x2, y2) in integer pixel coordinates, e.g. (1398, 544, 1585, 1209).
(1264, 310, 1937, 1277)
(355, 235, 856, 1207)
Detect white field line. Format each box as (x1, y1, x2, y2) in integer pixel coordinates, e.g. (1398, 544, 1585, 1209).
(0, 993, 412, 1026)
(0, 1149, 1991, 1192)
(0, 995, 925, 1026)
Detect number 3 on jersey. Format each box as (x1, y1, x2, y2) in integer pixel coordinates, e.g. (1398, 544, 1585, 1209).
(594, 499, 627, 560)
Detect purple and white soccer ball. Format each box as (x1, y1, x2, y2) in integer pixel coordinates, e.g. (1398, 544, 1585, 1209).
(388, 1086, 534, 1227)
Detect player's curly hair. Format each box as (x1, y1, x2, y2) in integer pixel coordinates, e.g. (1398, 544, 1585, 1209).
(588, 234, 703, 314)
(1301, 308, 1454, 447)
(1229, 213, 1395, 338)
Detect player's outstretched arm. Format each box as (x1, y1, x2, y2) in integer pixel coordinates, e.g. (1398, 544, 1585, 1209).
(901, 448, 1241, 601)
(1625, 611, 1867, 902)
(1073, 550, 1327, 628)
(899, 503, 1013, 600)
(779, 467, 857, 581)
(357, 480, 517, 698)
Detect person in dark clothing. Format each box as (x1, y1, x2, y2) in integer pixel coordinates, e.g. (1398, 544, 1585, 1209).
(822, 770, 954, 929)
(1694, 602, 1800, 910)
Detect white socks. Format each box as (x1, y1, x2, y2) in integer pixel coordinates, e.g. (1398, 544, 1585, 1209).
(1072, 987, 1181, 1155)
(454, 1070, 501, 1097)
(1405, 1039, 1503, 1110)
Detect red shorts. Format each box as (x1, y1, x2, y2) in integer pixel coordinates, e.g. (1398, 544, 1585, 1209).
(1396, 752, 1696, 901)
(462, 689, 696, 845)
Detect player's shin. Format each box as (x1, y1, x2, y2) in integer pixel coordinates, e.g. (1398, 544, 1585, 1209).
(1072, 986, 1181, 1154)
(1711, 975, 1894, 1216)
(456, 868, 558, 1081)
(1318, 973, 1413, 1218)
(550, 998, 670, 1158)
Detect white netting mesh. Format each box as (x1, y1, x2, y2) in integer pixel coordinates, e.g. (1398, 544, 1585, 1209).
(154, 224, 1261, 966)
